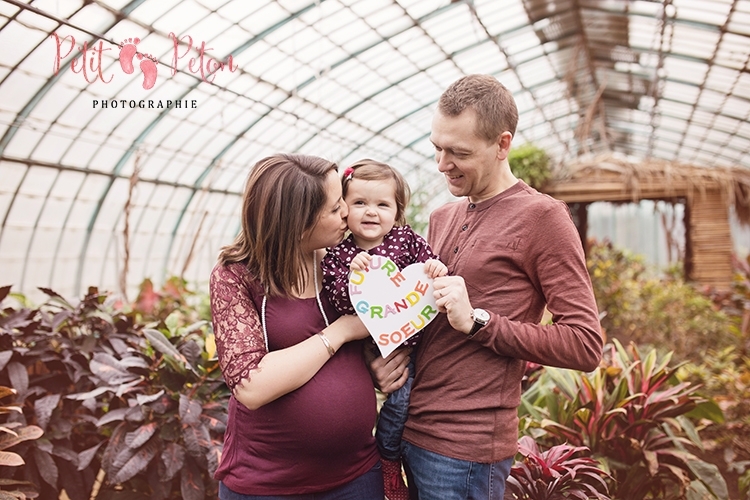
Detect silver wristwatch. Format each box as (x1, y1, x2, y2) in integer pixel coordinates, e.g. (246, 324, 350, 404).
(468, 308, 490, 338)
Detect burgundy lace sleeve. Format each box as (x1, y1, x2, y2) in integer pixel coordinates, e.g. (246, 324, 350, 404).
(209, 262, 266, 392)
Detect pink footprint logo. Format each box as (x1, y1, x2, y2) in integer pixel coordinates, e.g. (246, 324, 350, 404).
(118, 37, 158, 90)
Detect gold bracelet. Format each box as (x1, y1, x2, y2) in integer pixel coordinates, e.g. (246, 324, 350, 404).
(317, 333, 335, 357)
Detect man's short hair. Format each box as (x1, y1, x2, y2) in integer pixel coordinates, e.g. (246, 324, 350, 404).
(438, 74, 519, 142)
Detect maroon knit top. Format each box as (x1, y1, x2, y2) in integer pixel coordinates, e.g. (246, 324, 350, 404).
(209, 262, 379, 495)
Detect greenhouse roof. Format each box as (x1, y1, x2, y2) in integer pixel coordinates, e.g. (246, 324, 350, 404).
(1, 0, 749, 300)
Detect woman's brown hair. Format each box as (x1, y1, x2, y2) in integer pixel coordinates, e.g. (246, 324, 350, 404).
(218, 153, 337, 297)
(341, 159, 410, 226)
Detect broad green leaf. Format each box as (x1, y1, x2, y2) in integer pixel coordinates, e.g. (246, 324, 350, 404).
(687, 459, 729, 500)
(518, 393, 545, 420)
(686, 399, 724, 424)
(641, 348, 657, 391)
(545, 368, 580, 400)
(165, 311, 180, 336)
(143, 328, 187, 365)
(184, 320, 208, 335)
(676, 415, 703, 449)
(686, 480, 714, 500)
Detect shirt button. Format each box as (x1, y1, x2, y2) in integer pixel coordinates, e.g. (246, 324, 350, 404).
(453, 247, 459, 253)
(462, 224, 468, 231)
(469, 203, 476, 209)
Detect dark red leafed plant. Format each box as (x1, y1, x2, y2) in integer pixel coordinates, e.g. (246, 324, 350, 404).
(520, 339, 729, 499)
(0, 281, 226, 500)
(506, 436, 612, 500)
(0, 384, 43, 499)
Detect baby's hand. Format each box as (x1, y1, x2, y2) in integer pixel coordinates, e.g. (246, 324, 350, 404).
(424, 258, 448, 279)
(350, 251, 372, 272)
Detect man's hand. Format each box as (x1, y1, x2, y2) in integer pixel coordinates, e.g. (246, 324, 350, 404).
(364, 343, 411, 394)
(433, 275, 474, 335)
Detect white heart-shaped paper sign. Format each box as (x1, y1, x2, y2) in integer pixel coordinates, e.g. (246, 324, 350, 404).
(348, 255, 439, 358)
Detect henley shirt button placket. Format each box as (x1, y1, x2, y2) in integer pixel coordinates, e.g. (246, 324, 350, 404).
(461, 224, 468, 231)
(469, 203, 476, 209)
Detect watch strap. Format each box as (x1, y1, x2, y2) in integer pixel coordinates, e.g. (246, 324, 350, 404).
(467, 321, 483, 338)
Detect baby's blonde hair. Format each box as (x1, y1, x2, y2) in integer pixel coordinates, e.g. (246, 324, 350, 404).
(342, 159, 410, 226)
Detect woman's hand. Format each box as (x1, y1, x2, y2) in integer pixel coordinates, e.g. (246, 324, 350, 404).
(365, 343, 411, 394)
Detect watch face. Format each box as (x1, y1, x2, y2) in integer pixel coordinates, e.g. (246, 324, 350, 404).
(474, 308, 490, 324)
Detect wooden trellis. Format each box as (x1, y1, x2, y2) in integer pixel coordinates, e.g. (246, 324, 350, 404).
(541, 155, 750, 291)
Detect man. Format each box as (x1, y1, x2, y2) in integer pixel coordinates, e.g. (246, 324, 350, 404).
(368, 74, 603, 499)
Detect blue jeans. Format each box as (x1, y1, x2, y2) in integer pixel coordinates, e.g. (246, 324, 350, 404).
(402, 442, 513, 500)
(376, 359, 414, 460)
(218, 462, 383, 500)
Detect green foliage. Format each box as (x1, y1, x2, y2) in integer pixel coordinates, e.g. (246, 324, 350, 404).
(507, 436, 612, 499)
(508, 143, 552, 189)
(0, 280, 225, 500)
(405, 188, 431, 237)
(677, 347, 750, 424)
(587, 240, 737, 361)
(740, 467, 750, 499)
(519, 340, 728, 500)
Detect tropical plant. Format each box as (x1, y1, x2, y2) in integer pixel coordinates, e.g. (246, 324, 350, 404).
(508, 143, 552, 189)
(587, 240, 736, 361)
(0, 280, 226, 500)
(0, 384, 43, 499)
(87, 320, 227, 500)
(519, 340, 728, 499)
(507, 435, 612, 499)
(677, 346, 750, 424)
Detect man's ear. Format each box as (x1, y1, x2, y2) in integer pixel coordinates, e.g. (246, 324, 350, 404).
(496, 131, 513, 160)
